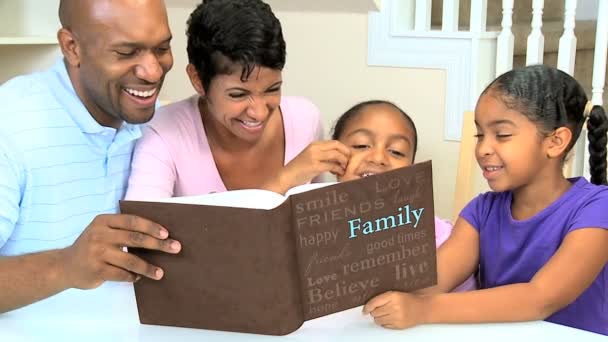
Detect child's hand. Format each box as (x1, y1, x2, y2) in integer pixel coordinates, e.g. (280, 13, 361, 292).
(282, 140, 351, 186)
(362, 291, 428, 329)
(263, 140, 351, 194)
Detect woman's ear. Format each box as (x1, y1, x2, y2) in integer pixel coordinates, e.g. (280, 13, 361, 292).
(546, 127, 572, 159)
(186, 64, 206, 97)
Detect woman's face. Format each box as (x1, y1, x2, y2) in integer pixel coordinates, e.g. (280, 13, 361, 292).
(198, 65, 283, 143)
(337, 104, 416, 182)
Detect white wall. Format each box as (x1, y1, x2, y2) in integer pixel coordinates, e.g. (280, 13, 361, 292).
(577, 0, 599, 20)
(0, 46, 61, 83)
(163, 6, 462, 220)
(0, 0, 62, 83)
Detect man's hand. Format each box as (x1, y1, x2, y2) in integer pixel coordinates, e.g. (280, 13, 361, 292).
(60, 214, 181, 289)
(363, 291, 428, 329)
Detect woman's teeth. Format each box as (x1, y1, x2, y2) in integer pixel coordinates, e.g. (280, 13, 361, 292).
(240, 120, 262, 127)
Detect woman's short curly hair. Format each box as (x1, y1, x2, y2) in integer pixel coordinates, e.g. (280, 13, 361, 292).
(186, 0, 286, 91)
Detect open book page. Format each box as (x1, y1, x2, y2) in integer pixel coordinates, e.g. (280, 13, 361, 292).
(147, 189, 287, 210)
(285, 182, 338, 197)
(289, 161, 437, 320)
(141, 183, 338, 210)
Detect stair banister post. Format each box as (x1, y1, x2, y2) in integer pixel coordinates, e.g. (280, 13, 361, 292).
(414, 0, 432, 31)
(442, 0, 460, 32)
(560, 0, 581, 177)
(526, 0, 545, 65)
(496, 0, 514, 76)
(557, 0, 578, 76)
(470, 0, 487, 33)
(591, 0, 608, 106)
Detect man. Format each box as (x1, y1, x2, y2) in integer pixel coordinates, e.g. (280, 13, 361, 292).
(0, 0, 180, 313)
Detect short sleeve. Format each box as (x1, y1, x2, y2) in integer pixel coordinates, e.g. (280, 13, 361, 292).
(125, 126, 177, 200)
(0, 137, 24, 248)
(288, 96, 323, 142)
(282, 96, 325, 163)
(434, 217, 453, 247)
(459, 192, 496, 233)
(568, 187, 608, 233)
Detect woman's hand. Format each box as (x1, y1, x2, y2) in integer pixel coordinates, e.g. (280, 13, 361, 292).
(263, 140, 351, 194)
(363, 291, 429, 329)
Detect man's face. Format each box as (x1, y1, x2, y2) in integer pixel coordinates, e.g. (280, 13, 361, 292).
(73, 0, 174, 128)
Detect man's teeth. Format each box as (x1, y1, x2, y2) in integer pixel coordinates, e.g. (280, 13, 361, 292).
(485, 166, 501, 171)
(125, 88, 157, 98)
(361, 172, 375, 178)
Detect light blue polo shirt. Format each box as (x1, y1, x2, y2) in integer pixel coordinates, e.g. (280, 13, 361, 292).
(0, 59, 142, 256)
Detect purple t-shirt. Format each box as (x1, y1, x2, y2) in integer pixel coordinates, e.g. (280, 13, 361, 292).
(461, 177, 608, 335)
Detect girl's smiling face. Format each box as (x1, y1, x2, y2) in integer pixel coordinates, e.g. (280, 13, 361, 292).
(474, 92, 552, 192)
(336, 104, 416, 182)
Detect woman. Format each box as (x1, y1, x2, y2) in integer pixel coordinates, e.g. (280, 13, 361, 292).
(126, 0, 349, 199)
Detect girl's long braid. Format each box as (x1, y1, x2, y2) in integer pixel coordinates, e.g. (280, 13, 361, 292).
(586, 105, 608, 185)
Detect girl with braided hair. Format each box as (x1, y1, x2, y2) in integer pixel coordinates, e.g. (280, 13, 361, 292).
(362, 65, 608, 335)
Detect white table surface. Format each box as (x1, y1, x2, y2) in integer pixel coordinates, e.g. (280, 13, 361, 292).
(0, 282, 604, 342)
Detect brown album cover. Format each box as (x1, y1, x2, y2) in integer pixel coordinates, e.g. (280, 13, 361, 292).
(119, 160, 437, 335)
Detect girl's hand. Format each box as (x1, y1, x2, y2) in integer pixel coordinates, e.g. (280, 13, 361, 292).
(363, 291, 428, 329)
(263, 140, 351, 194)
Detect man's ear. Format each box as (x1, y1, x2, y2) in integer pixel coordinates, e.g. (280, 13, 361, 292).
(546, 127, 572, 159)
(186, 64, 206, 97)
(57, 28, 81, 67)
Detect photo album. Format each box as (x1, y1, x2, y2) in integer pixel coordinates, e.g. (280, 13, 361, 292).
(120, 161, 437, 335)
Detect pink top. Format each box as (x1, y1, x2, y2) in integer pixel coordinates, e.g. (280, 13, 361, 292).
(435, 217, 478, 292)
(125, 95, 323, 200)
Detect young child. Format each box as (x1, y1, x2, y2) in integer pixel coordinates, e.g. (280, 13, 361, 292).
(332, 100, 477, 292)
(362, 65, 608, 335)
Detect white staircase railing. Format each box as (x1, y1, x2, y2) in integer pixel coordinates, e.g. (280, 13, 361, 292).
(495, 0, 606, 108)
(495, 0, 514, 76)
(557, 0, 578, 75)
(526, 0, 545, 65)
(414, 0, 432, 31)
(369, 0, 608, 178)
(442, 0, 460, 32)
(592, 0, 608, 107)
(470, 0, 488, 33)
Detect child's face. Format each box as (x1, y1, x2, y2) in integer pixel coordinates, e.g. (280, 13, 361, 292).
(474, 93, 551, 192)
(337, 104, 416, 182)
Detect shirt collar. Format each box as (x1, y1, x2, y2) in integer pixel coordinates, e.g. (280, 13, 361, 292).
(46, 58, 142, 142)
